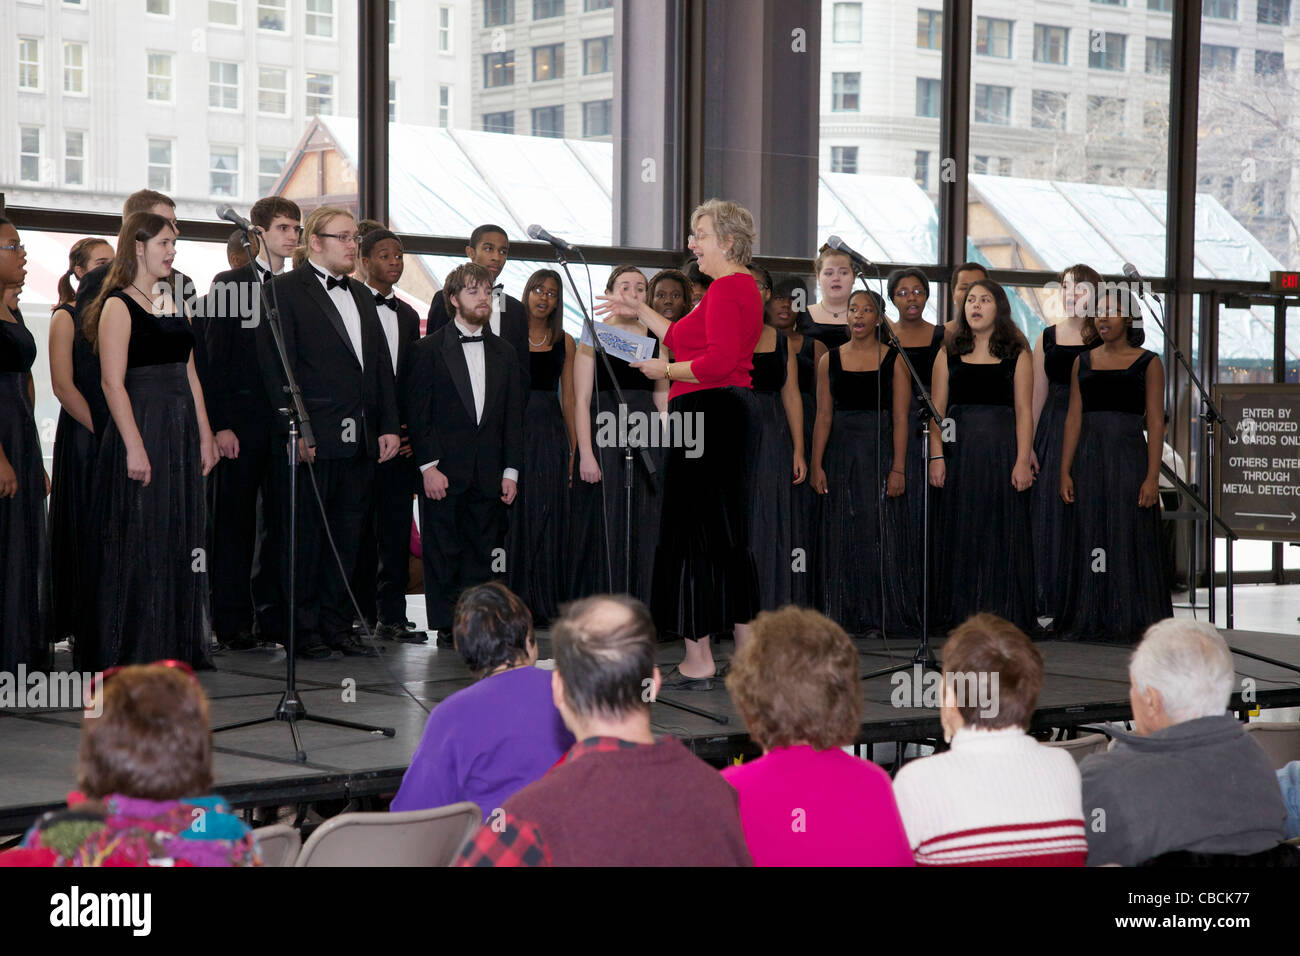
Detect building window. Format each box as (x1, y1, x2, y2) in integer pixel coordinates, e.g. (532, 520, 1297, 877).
(584, 0, 613, 9)
(259, 150, 286, 195)
(210, 146, 239, 198)
(388, 79, 396, 122)
(917, 9, 942, 50)
(484, 51, 515, 88)
(1087, 95, 1126, 134)
(209, 0, 238, 26)
(484, 0, 514, 28)
(64, 130, 85, 185)
(830, 146, 858, 174)
(18, 38, 40, 91)
(147, 0, 171, 14)
(146, 52, 172, 102)
(831, 72, 860, 111)
(258, 66, 288, 114)
(258, 0, 287, 31)
(439, 85, 452, 127)
(584, 36, 612, 74)
(1088, 32, 1126, 71)
(1201, 43, 1237, 75)
(439, 6, 453, 52)
(63, 41, 86, 94)
(148, 138, 173, 191)
(914, 150, 930, 190)
(306, 72, 334, 115)
(1031, 90, 1067, 129)
(974, 84, 1012, 124)
(209, 61, 240, 111)
(976, 17, 1013, 58)
(534, 0, 563, 18)
(972, 156, 1013, 176)
(533, 43, 564, 82)
(1033, 25, 1068, 65)
(1145, 37, 1172, 74)
(306, 0, 335, 38)
(916, 77, 940, 117)
(388, 0, 397, 44)
(1202, 0, 1237, 18)
(483, 111, 514, 134)
(1147, 0, 1172, 10)
(532, 105, 564, 138)
(1256, 49, 1285, 75)
(19, 127, 41, 183)
(583, 98, 612, 137)
(833, 3, 862, 43)
(1258, 0, 1290, 25)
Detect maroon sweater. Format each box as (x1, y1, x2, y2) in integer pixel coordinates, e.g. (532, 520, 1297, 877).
(503, 737, 753, 867)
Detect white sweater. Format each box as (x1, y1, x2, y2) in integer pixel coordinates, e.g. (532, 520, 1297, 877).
(892, 727, 1088, 866)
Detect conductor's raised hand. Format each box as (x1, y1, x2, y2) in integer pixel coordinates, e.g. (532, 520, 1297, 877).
(630, 358, 667, 381)
(594, 293, 640, 321)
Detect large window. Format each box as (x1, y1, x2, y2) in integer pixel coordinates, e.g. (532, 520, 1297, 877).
(209, 61, 241, 111)
(258, 67, 288, 115)
(18, 38, 41, 91)
(64, 130, 85, 186)
(63, 42, 86, 95)
(914, 150, 931, 189)
(916, 77, 941, 117)
(833, 3, 862, 43)
(147, 0, 171, 14)
(583, 99, 612, 138)
(534, 0, 563, 19)
(306, 72, 335, 115)
(1201, 44, 1238, 76)
(917, 9, 942, 50)
(483, 111, 514, 134)
(1034, 25, 1068, 65)
(831, 146, 858, 174)
(533, 44, 564, 83)
(438, 5, 453, 52)
(532, 105, 564, 139)
(584, 37, 612, 74)
(19, 127, 42, 183)
(1257, 0, 1290, 24)
(210, 146, 239, 197)
(147, 138, 172, 191)
(258, 150, 286, 195)
(147, 52, 172, 102)
(1088, 32, 1127, 71)
(209, 0, 238, 27)
(974, 83, 1012, 125)
(976, 17, 1013, 58)
(1146, 37, 1172, 74)
(485, 51, 515, 88)
(1203, 0, 1237, 18)
(1256, 50, 1284, 76)
(485, 0, 514, 28)
(258, 0, 287, 32)
(832, 72, 860, 112)
(1031, 90, 1068, 129)
(306, 0, 335, 38)
(439, 85, 452, 128)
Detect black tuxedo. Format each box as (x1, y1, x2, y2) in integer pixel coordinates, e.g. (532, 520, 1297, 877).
(201, 263, 289, 642)
(403, 321, 524, 631)
(269, 262, 401, 648)
(352, 294, 422, 627)
(426, 287, 531, 392)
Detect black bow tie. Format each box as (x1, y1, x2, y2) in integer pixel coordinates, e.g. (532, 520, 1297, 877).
(458, 332, 484, 344)
(374, 292, 397, 310)
(493, 284, 504, 293)
(325, 275, 347, 291)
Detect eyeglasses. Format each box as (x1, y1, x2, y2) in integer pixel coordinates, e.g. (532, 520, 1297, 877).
(894, 289, 927, 299)
(688, 232, 714, 243)
(0, 243, 25, 254)
(531, 289, 559, 299)
(319, 232, 360, 245)
(84, 659, 198, 708)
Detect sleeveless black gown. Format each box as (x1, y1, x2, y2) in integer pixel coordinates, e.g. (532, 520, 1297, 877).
(49, 303, 107, 652)
(1056, 350, 1171, 644)
(507, 340, 569, 626)
(90, 292, 211, 669)
(818, 348, 918, 637)
(932, 351, 1035, 633)
(748, 335, 794, 610)
(568, 344, 663, 604)
(898, 323, 945, 622)
(802, 318, 850, 352)
(1031, 325, 1098, 624)
(0, 308, 52, 672)
(790, 334, 819, 607)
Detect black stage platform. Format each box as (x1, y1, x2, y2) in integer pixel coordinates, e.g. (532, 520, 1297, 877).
(2, 628, 1297, 835)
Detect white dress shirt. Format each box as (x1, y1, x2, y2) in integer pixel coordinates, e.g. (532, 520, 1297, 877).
(419, 316, 518, 484)
(366, 283, 401, 376)
(489, 284, 503, 338)
(310, 262, 364, 370)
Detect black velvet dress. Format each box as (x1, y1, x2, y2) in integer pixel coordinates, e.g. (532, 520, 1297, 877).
(49, 303, 105, 651)
(932, 351, 1035, 633)
(568, 344, 663, 604)
(790, 334, 819, 607)
(801, 318, 850, 352)
(1056, 350, 1171, 644)
(748, 335, 794, 611)
(90, 292, 211, 669)
(0, 308, 52, 672)
(1031, 325, 1099, 624)
(506, 340, 569, 626)
(817, 348, 918, 636)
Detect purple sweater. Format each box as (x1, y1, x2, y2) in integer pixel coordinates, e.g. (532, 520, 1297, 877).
(391, 665, 574, 820)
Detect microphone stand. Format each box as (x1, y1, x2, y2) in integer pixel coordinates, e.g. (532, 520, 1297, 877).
(1135, 286, 1237, 629)
(211, 228, 396, 761)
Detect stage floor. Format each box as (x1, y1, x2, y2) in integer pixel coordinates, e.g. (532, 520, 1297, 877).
(2, 609, 1298, 836)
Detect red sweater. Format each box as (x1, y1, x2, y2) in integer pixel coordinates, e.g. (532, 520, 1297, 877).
(663, 272, 763, 399)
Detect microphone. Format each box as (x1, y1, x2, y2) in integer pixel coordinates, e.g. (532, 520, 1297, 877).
(527, 223, 576, 254)
(826, 235, 873, 273)
(216, 204, 259, 234)
(1122, 262, 1143, 283)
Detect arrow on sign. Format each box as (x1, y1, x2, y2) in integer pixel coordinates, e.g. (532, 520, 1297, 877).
(1235, 511, 1297, 522)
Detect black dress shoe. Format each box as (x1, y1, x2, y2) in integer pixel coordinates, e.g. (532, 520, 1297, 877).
(375, 621, 427, 643)
(295, 644, 334, 661)
(219, 630, 259, 651)
(336, 638, 380, 658)
(434, 630, 455, 649)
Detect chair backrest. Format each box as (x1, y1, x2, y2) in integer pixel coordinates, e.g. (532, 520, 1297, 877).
(1245, 721, 1300, 771)
(1042, 733, 1109, 765)
(295, 802, 481, 867)
(253, 823, 302, 867)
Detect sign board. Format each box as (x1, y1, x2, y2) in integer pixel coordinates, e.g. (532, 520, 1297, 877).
(1214, 383, 1300, 543)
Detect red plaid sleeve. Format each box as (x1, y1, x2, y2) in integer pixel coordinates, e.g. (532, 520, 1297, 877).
(456, 813, 551, 867)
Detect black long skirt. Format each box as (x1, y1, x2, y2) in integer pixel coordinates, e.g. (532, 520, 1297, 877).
(1056, 412, 1172, 644)
(568, 389, 663, 604)
(1031, 381, 1071, 623)
(0, 370, 51, 673)
(748, 389, 793, 611)
(50, 409, 97, 650)
(818, 411, 918, 637)
(790, 390, 819, 607)
(90, 365, 212, 669)
(651, 387, 760, 641)
(507, 389, 570, 626)
(932, 405, 1035, 633)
